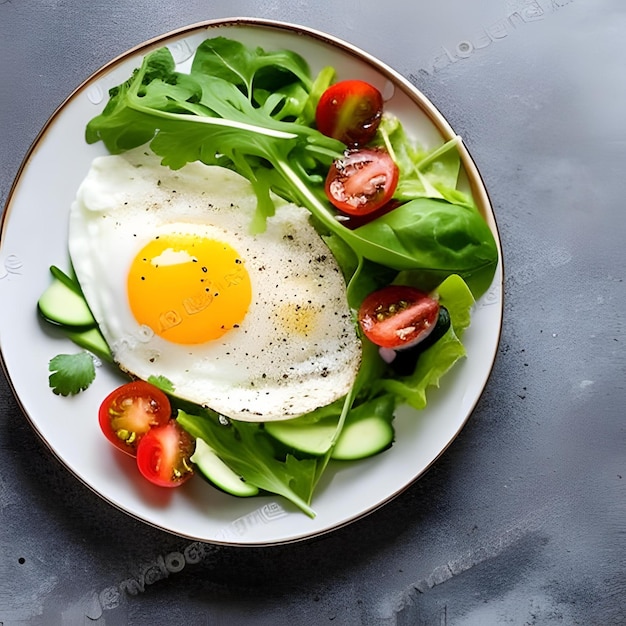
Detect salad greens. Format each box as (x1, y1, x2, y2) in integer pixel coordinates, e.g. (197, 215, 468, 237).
(41, 36, 499, 516)
(176, 408, 319, 518)
(379, 273, 474, 409)
(86, 37, 498, 295)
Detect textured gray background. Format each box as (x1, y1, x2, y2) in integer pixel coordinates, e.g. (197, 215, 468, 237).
(1, 0, 624, 624)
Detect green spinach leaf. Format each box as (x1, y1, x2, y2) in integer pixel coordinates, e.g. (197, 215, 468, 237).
(191, 37, 312, 99)
(344, 197, 498, 297)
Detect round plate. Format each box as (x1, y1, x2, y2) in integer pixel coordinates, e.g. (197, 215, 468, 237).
(0, 18, 502, 546)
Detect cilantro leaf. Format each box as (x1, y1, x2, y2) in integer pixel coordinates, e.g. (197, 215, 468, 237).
(48, 352, 96, 396)
(147, 375, 176, 394)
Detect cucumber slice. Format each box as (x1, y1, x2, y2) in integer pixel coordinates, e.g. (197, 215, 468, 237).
(190, 438, 259, 497)
(331, 413, 394, 461)
(264, 417, 338, 456)
(38, 275, 95, 328)
(49, 265, 82, 294)
(265, 397, 395, 461)
(65, 327, 113, 363)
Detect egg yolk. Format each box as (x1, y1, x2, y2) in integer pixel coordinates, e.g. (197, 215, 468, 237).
(127, 234, 251, 345)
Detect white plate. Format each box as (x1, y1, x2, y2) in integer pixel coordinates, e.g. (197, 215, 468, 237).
(0, 18, 502, 545)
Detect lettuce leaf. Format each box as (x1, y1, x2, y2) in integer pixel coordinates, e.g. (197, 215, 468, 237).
(378, 274, 475, 409)
(375, 114, 470, 205)
(176, 409, 319, 517)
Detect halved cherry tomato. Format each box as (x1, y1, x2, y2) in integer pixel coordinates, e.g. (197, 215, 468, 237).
(358, 285, 440, 350)
(136, 421, 195, 488)
(325, 148, 399, 216)
(98, 381, 172, 457)
(315, 80, 383, 145)
(340, 199, 403, 230)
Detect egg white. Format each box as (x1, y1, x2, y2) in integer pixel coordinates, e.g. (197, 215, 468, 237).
(68, 147, 361, 421)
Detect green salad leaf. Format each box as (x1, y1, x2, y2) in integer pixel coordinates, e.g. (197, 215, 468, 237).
(191, 37, 313, 99)
(147, 375, 176, 394)
(376, 114, 468, 205)
(349, 197, 498, 296)
(379, 274, 475, 409)
(48, 352, 96, 396)
(176, 409, 319, 517)
(86, 39, 498, 299)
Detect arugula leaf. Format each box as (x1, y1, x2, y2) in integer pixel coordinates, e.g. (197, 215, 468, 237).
(87, 46, 343, 233)
(85, 48, 179, 151)
(295, 65, 336, 126)
(48, 352, 96, 396)
(175, 409, 319, 517)
(254, 82, 309, 120)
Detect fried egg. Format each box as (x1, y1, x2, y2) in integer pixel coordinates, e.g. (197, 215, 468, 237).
(68, 148, 361, 421)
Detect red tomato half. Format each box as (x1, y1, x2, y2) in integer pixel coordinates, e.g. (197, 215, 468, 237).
(316, 80, 383, 145)
(136, 421, 195, 488)
(98, 381, 172, 456)
(340, 199, 403, 230)
(358, 285, 440, 350)
(325, 148, 399, 216)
